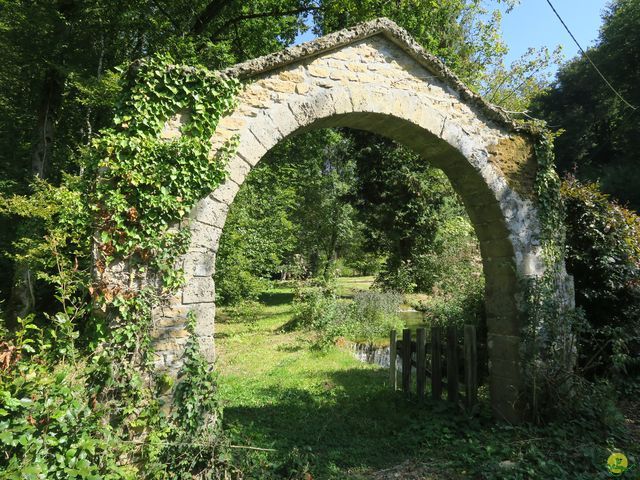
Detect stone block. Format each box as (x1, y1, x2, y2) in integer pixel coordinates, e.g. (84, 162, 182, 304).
(152, 337, 189, 353)
(480, 238, 515, 258)
(183, 250, 216, 277)
(189, 221, 222, 251)
(346, 63, 367, 73)
(241, 84, 272, 108)
(235, 128, 268, 166)
(265, 79, 297, 94)
(487, 333, 521, 363)
(279, 70, 305, 83)
(486, 313, 521, 337)
(190, 303, 216, 336)
(469, 220, 509, 242)
(489, 372, 521, 422)
(330, 89, 354, 116)
(226, 154, 252, 186)
(198, 335, 216, 363)
(151, 326, 190, 341)
(248, 112, 284, 151)
(190, 194, 229, 228)
(182, 276, 215, 304)
(329, 70, 348, 81)
(218, 116, 246, 131)
(296, 83, 310, 95)
(211, 179, 240, 206)
(308, 65, 329, 78)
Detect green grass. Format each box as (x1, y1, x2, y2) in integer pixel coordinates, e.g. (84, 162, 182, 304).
(215, 279, 638, 480)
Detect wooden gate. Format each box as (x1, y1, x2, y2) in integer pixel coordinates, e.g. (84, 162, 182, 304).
(390, 326, 478, 409)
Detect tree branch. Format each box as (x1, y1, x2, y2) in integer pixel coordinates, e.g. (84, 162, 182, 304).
(191, 0, 234, 35)
(209, 6, 321, 40)
(149, 0, 181, 33)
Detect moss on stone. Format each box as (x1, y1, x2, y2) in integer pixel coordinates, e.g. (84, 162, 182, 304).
(488, 136, 537, 199)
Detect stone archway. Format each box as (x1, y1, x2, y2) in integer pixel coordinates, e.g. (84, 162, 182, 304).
(150, 19, 573, 422)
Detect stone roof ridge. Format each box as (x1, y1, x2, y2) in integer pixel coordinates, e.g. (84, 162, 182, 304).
(223, 17, 538, 136)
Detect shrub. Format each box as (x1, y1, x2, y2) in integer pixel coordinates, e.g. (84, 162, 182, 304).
(215, 266, 268, 306)
(375, 260, 417, 293)
(0, 361, 129, 479)
(290, 284, 404, 348)
(290, 285, 340, 332)
(561, 177, 640, 385)
(411, 215, 485, 329)
(348, 290, 404, 344)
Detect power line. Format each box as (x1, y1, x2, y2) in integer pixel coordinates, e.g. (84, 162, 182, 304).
(544, 0, 637, 111)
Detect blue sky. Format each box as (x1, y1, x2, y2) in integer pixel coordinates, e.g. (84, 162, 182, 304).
(294, 0, 611, 74)
(496, 0, 610, 68)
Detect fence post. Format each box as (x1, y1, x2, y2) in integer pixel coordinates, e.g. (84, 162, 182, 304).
(402, 328, 412, 397)
(431, 326, 442, 400)
(389, 329, 397, 391)
(464, 325, 478, 409)
(416, 328, 426, 402)
(446, 326, 459, 404)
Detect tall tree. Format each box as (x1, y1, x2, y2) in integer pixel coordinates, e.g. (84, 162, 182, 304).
(0, 0, 320, 316)
(531, 0, 640, 208)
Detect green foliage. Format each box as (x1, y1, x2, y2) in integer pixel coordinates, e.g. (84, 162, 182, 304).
(482, 45, 564, 112)
(532, 0, 640, 208)
(290, 283, 403, 347)
(562, 177, 640, 384)
(0, 176, 92, 336)
(518, 132, 576, 422)
(350, 132, 469, 294)
(84, 53, 241, 477)
(217, 280, 637, 480)
(216, 129, 366, 301)
(1, 52, 241, 478)
(348, 290, 404, 344)
(90, 55, 239, 290)
(155, 313, 231, 479)
(0, 361, 131, 479)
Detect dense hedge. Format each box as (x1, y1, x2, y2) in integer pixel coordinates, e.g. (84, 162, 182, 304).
(562, 177, 640, 386)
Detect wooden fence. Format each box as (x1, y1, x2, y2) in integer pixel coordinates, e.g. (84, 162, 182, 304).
(389, 326, 478, 409)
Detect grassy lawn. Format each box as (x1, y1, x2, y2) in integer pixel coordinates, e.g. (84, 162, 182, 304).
(215, 278, 638, 480)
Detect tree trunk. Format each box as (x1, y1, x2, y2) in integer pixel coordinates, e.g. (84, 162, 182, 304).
(31, 68, 65, 179)
(7, 1, 73, 327)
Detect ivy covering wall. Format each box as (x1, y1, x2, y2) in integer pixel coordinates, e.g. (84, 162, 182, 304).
(1, 54, 242, 478)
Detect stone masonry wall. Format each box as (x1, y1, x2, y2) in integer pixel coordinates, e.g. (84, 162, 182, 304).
(141, 21, 573, 422)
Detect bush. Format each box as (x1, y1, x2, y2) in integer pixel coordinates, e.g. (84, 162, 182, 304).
(215, 266, 268, 306)
(562, 177, 640, 384)
(290, 284, 341, 332)
(290, 284, 404, 348)
(410, 215, 485, 329)
(348, 290, 404, 343)
(375, 260, 417, 293)
(416, 279, 485, 328)
(0, 361, 129, 479)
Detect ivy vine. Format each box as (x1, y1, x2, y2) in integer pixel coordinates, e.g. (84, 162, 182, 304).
(520, 130, 578, 422)
(86, 53, 241, 476)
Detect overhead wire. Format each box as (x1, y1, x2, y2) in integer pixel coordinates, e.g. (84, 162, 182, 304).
(544, 0, 637, 110)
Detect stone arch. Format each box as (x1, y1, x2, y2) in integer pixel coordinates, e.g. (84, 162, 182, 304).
(150, 19, 571, 422)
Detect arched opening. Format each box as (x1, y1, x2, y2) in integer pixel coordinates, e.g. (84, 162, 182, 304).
(186, 99, 535, 421)
(213, 126, 488, 474)
(151, 24, 565, 427)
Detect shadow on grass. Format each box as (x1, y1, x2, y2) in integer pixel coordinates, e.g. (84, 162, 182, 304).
(260, 290, 295, 307)
(223, 367, 470, 478)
